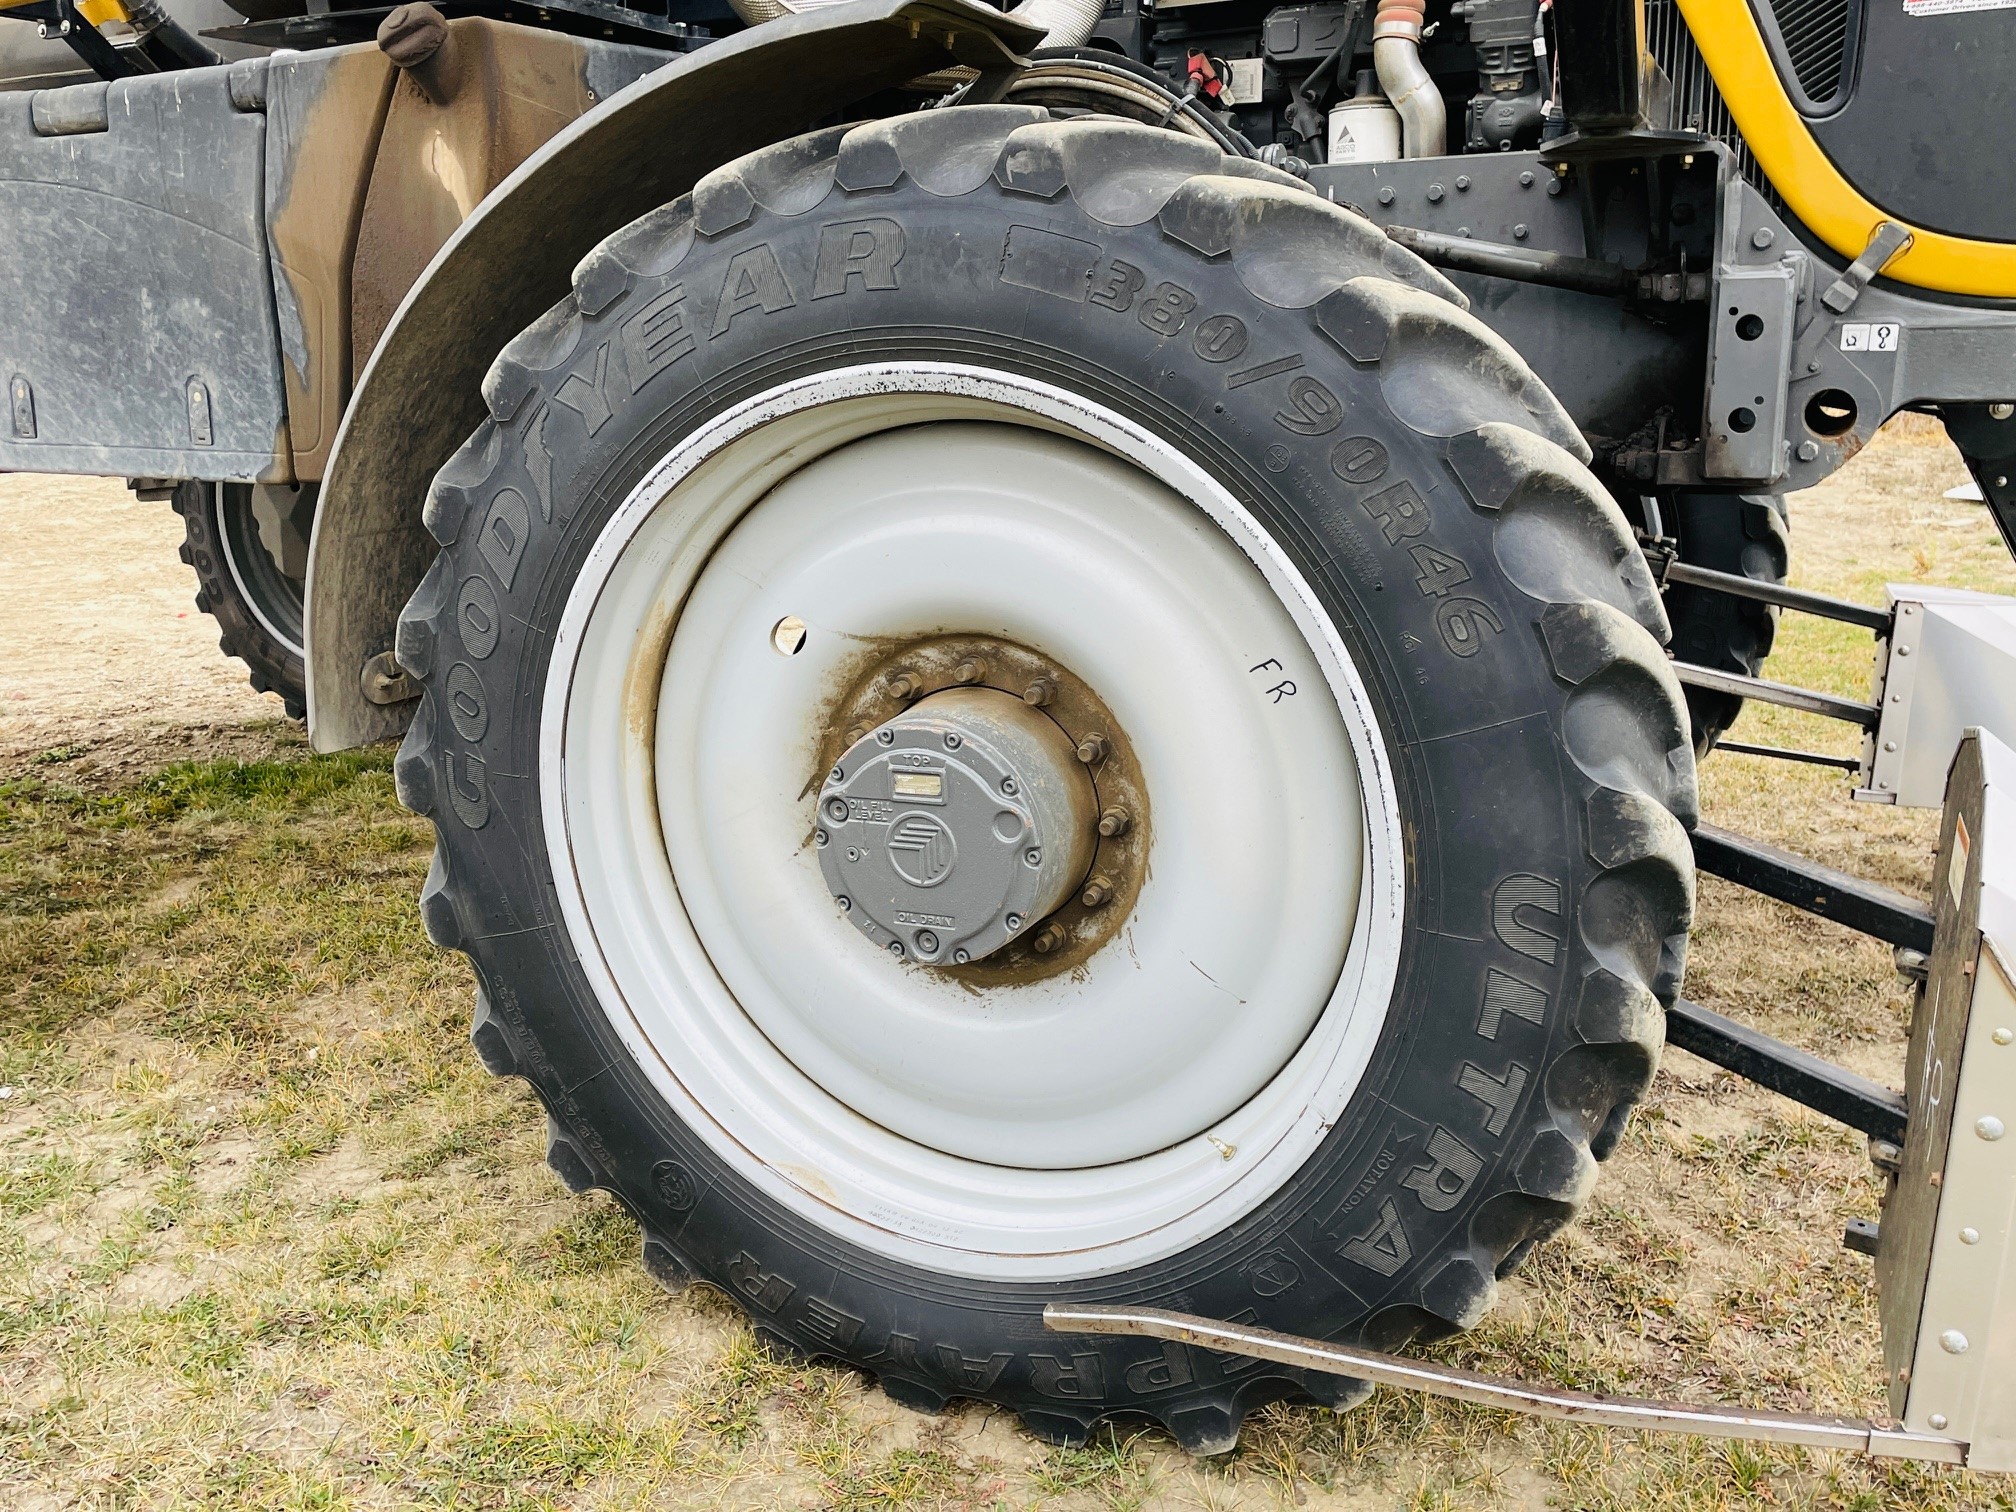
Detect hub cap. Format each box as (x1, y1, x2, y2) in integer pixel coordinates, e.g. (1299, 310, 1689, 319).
(818, 688, 1097, 966)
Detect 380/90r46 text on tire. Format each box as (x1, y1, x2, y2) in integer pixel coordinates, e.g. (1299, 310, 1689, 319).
(394, 107, 1696, 1452)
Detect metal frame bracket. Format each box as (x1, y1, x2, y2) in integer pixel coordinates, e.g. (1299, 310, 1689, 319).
(1704, 183, 1802, 482)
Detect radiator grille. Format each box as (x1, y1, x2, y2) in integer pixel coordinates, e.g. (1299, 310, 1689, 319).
(1645, 0, 1777, 204)
(1766, 0, 1852, 104)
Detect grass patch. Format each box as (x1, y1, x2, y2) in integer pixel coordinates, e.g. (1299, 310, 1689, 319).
(4, 428, 2013, 1507)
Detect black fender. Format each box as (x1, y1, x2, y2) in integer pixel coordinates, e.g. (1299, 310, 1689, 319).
(304, 0, 1040, 749)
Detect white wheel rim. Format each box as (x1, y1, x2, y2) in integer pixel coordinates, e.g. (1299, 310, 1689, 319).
(543, 364, 1404, 1278)
(217, 484, 306, 657)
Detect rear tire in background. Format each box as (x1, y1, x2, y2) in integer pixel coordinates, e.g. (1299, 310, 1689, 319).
(395, 109, 1696, 1449)
(1660, 491, 1790, 756)
(172, 479, 314, 720)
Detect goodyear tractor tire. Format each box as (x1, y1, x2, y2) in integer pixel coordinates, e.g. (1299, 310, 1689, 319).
(395, 109, 1696, 1451)
(1661, 491, 1790, 756)
(172, 479, 313, 721)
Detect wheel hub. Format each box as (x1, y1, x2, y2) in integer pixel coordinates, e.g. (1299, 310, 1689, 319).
(813, 633, 1151, 982)
(817, 688, 1097, 965)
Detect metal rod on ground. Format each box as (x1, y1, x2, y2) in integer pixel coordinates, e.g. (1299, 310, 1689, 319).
(1716, 739, 1864, 771)
(1661, 559, 1894, 632)
(1691, 821, 1936, 952)
(1672, 661, 1880, 728)
(1664, 997, 1908, 1143)
(1041, 1304, 1968, 1464)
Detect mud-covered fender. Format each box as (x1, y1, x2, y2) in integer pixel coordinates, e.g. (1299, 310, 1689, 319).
(305, 0, 1041, 750)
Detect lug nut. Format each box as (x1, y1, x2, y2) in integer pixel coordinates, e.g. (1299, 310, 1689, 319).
(1097, 807, 1132, 838)
(1080, 876, 1114, 908)
(1075, 733, 1110, 765)
(1032, 923, 1068, 955)
(887, 670, 923, 700)
(1022, 677, 1057, 707)
(952, 657, 988, 685)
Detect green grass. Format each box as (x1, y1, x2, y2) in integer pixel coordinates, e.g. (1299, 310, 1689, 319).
(5, 429, 2015, 1507)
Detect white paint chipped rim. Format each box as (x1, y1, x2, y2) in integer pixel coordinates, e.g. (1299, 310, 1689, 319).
(539, 364, 1405, 1278)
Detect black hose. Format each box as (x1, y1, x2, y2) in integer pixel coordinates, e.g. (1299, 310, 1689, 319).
(1286, 0, 1369, 153)
(1015, 48, 1257, 158)
(127, 0, 220, 69)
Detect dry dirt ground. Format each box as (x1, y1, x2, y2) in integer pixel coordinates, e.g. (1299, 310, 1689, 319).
(2, 425, 2013, 1510)
(0, 475, 302, 780)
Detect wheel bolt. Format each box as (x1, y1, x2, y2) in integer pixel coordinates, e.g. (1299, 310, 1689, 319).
(887, 671, 923, 700)
(953, 657, 988, 685)
(1022, 677, 1057, 707)
(1032, 923, 1068, 955)
(1080, 876, 1114, 908)
(844, 724, 869, 746)
(1097, 806, 1132, 838)
(1075, 733, 1110, 765)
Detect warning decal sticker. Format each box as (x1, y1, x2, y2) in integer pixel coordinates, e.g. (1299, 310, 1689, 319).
(1839, 321, 1901, 352)
(1905, 0, 2016, 16)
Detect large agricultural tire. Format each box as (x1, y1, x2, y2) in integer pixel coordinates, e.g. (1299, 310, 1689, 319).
(395, 108, 1696, 1451)
(1660, 490, 1790, 756)
(172, 479, 313, 721)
